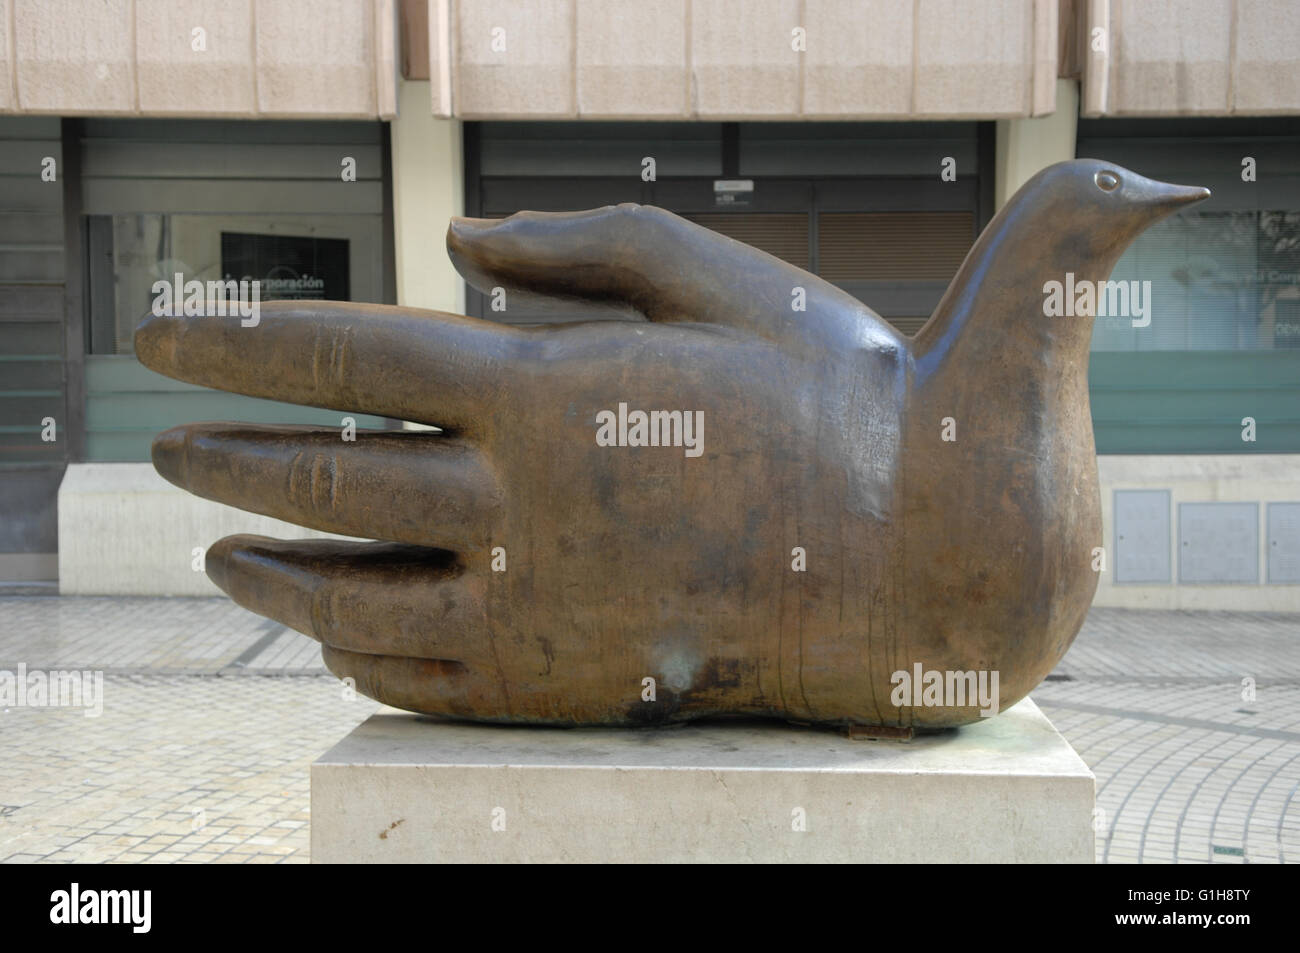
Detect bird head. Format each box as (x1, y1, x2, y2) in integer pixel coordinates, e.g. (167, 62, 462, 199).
(1010, 158, 1211, 269)
(915, 158, 1212, 362)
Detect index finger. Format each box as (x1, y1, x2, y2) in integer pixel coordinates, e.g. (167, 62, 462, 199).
(134, 300, 528, 432)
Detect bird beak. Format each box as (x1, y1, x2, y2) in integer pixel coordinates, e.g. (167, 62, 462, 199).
(1152, 183, 1212, 209)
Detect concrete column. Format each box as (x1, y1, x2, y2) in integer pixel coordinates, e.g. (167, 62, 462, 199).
(390, 79, 463, 433)
(994, 78, 1079, 209)
(390, 78, 464, 314)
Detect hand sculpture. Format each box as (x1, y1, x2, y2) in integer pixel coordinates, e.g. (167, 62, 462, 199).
(135, 159, 1208, 732)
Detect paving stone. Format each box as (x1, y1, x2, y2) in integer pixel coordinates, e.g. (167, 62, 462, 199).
(0, 596, 1297, 862)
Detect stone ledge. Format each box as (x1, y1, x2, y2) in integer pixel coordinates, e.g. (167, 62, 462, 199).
(311, 697, 1095, 863)
(57, 463, 357, 596)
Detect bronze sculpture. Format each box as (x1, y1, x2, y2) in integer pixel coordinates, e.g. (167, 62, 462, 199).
(135, 159, 1209, 733)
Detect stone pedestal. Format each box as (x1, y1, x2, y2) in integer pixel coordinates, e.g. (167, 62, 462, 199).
(311, 698, 1095, 863)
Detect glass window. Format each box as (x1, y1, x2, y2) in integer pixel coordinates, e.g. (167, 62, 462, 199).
(1091, 209, 1300, 351)
(87, 212, 383, 355)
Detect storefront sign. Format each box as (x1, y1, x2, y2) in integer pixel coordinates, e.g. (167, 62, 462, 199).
(220, 232, 350, 301)
(713, 179, 754, 208)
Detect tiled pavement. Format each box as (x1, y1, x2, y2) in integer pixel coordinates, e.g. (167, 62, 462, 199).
(1035, 608, 1300, 864)
(0, 675, 375, 863)
(0, 596, 325, 675)
(0, 596, 375, 863)
(0, 595, 1297, 863)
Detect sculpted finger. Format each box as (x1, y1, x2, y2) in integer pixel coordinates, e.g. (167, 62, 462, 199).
(206, 535, 492, 664)
(134, 300, 526, 432)
(447, 204, 880, 346)
(321, 646, 512, 720)
(153, 424, 498, 550)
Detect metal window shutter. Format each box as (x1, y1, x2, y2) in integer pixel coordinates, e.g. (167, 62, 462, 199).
(0, 118, 65, 466)
(818, 211, 974, 281)
(819, 210, 974, 335)
(681, 213, 810, 271)
(79, 119, 385, 216)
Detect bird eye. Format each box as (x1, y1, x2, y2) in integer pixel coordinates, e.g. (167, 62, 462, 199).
(1095, 171, 1120, 192)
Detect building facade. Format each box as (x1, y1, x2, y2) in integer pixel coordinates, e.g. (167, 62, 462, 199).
(1, 0, 1298, 610)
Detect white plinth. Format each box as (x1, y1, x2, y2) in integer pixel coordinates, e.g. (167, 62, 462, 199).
(311, 698, 1095, 863)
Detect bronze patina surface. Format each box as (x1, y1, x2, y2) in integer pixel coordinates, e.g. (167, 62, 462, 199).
(135, 159, 1209, 730)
